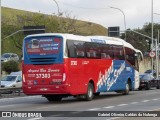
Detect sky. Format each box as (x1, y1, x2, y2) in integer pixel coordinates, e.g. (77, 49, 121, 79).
(1, 0, 160, 31)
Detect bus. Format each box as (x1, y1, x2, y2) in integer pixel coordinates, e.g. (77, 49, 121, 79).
(22, 33, 143, 101)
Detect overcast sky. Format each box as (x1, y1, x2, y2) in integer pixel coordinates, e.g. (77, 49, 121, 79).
(1, 0, 160, 31)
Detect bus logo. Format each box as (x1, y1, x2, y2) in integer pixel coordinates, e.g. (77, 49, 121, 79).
(71, 61, 77, 66)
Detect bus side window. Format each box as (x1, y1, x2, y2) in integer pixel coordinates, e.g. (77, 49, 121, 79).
(77, 51, 85, 58)
(101, 53, 106, 58)
(74, 41, 85, 58)
(66, 40, 77, 58)
(90, 51, 96, 58)
(125, 47, 135, 66)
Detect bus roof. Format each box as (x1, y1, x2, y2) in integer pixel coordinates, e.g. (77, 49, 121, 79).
(25, 33, 136, 51)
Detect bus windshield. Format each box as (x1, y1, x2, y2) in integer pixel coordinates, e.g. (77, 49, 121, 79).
(24, 36, 63, 64)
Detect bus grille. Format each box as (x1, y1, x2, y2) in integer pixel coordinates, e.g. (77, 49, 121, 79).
(29, 57, 56, 64)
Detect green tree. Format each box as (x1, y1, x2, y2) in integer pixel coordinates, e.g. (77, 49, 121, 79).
(2, 60, 20, 74)
(121, 23, 160, 53)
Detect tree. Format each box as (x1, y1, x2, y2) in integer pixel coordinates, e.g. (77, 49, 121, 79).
(2, 60, 20, 74)
(121, 23, 160, 53)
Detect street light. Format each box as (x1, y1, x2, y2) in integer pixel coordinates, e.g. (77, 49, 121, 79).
(52, 0, 60, 16)
(110, 6, 127, 41)
(154, 13, 160, 15)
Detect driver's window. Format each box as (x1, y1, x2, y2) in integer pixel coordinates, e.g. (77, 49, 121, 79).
(17, 76, 22, 82)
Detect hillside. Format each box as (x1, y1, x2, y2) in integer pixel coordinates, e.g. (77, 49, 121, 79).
(1, 7, 108, 56)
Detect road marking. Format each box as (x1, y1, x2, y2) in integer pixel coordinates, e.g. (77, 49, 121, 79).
(148, 108, 160, 111)
(50, 114, 63, 117)
(141, 100, 150, 102)
(152, 98, 159, 101)
(130, 102, 138, 104)
(71, 111, 82, 114)
(27, 118, 42, 120)
(0, 104, 16, 108)
(36, 106, 57, 109)
(88, 108, 100, 111)
(117, 104, 128, 106)
(103, 106, 115, 109)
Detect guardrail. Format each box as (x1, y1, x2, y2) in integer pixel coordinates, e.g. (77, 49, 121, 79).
(0, 87, 22, 97)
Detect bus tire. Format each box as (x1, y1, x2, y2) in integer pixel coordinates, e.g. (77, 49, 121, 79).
(85, 83, 94, 101)
(122, 82, 130, 95)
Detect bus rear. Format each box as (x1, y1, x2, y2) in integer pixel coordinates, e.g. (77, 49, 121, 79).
(22, 34, 69, 96)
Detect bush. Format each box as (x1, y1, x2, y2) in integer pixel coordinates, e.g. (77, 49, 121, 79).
(2, 60, 20, 74)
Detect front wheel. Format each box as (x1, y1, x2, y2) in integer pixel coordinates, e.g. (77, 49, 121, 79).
(85, 83, 94, 101)
(122, 82, 130, 95)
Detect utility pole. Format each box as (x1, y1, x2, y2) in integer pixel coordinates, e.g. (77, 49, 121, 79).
(157, 30, 160, 79)
(151, 0, 154, 75)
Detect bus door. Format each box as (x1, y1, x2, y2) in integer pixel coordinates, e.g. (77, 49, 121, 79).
(66, 40, 85, 94)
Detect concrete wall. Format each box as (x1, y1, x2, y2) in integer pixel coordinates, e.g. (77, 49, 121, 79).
(139, 57, 160, 74)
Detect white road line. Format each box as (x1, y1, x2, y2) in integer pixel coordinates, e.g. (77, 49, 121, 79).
(88, 108, 101, 111)
(141, 100, 150, 102)
(35, 106, 57, 109)
(27, 118, 42, 120)
(50, 114, 63, 117)
(148, 108, 160, 111)
(0, 104, 16, 108)
(103, 106, 115, 109)
(152, 98, 159, 101)
(130, 102, 138, 104)
(117, 104, 128, 106)
(71, 111, 82, 114)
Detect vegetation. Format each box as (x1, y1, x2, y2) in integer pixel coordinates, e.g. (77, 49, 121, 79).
(121, 23, 160, 53)
(2, 7, 160, 56)
(2, 60, 20, 74)
(2, 7, 107, 56)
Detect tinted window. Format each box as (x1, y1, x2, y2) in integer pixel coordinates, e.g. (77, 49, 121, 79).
(67, 40, 125, 60)
(113, 45, 125, 60)
(26, 37, 61, 55)
(85, 42, 101, 59)
(67, 40, 85, 58)
(125, 47, 135, 66)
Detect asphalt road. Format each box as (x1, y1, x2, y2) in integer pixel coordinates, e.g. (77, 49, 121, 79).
(0, 88, 160, 120)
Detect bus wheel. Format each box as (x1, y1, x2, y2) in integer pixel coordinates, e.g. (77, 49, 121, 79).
(85, 83, 94, 101)
(122, 82, 130, 95)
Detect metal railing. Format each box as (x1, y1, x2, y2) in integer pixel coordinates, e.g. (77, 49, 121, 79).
(0, 86, 22, 97)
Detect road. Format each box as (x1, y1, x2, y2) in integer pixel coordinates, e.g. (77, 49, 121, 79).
(0, 88, 160, 120)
